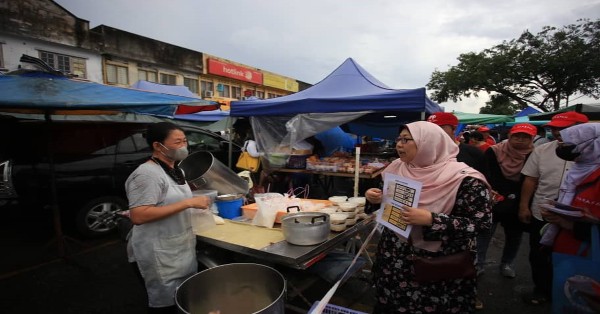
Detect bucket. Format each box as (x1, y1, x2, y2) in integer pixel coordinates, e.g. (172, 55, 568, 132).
(175, 263, 286, 314)
(180, 152, 249, 195)
(216, 198, 243, 219)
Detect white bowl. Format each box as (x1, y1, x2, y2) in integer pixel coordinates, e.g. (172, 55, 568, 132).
(338, 202, 357, 212)
(329, 213, 348, 224)
(330, 223, 347, 232)
(345, 217, 357, 226)
(328, 196, 348, 205)
(348, 197, 366, 206)
(320, 207, 338, 215)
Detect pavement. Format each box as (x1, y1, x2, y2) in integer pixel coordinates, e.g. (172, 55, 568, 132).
(0, 206, 551, 314)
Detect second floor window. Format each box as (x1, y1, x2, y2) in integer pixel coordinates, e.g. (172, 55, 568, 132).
(184, 77, 199, 94)
(232, 86, 241, 99)
(139, 69, 157, 82)
(106, 63, 128, 85)
(39, 51, 87, 78)
(160, 73, 176, 85)
(218, 83, 231, 98)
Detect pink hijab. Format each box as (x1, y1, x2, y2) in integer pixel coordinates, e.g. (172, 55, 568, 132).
(383, 121, 490, 252)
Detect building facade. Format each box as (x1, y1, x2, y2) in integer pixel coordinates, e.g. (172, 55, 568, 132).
(0, 0, 305, 101)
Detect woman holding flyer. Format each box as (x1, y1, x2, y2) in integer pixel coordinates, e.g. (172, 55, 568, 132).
(365, 121, 492, 313)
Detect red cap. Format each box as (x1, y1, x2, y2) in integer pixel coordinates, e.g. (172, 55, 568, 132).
(544, 111, 589, 128)
(478, 126, 491, 132)
(509, 123, 537, 137)
(427, 112, 458, 127)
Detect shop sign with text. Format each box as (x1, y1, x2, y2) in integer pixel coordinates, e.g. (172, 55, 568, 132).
(263, 72, 299, 92)
(208, 59, 262, 84)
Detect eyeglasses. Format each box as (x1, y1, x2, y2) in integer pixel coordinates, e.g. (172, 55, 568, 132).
(395, 137, 414, 144)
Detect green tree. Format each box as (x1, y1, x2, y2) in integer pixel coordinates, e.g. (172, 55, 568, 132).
(427, 19, 600, 112)
(479, 95, 521, 115)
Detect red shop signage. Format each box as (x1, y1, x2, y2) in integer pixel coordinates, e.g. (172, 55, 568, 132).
(208, 59, 263, 84)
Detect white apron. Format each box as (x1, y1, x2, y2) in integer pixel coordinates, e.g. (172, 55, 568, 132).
(130, 169, 197, 308)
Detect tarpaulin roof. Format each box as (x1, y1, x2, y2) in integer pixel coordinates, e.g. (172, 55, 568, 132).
(230, 58, 442, 117)
(528, 103, 600, 121)
(0, 74, 212, 117)
(515, 106, 542, 117)
(453, 112, 514, 124)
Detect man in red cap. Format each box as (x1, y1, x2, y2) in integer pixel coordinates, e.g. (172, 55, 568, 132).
(518, 111, 589, 305)
(427, 112, 485, 173)
(478, 126, 496, 146)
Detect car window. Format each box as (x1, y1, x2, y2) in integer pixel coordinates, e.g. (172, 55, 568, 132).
(117, 133, 151, 154)
(186, 130, 222, 152)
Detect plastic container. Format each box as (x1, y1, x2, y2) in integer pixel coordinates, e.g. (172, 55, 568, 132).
(215, 198, 243, 219)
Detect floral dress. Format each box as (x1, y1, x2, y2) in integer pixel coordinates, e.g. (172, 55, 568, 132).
(372, 177, 492, 313)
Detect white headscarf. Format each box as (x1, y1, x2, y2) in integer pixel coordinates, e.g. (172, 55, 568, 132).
(557, 123, 600, 204)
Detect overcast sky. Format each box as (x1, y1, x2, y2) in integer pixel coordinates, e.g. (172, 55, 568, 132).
(55, 0, 600, 113)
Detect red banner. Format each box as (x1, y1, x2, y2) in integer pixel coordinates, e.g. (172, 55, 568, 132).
(207, 59, 263, 84)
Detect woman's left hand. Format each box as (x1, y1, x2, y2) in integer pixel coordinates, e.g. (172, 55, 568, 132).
(400, 205, 433, 226)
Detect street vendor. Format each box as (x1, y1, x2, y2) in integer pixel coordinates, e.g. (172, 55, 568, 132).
(126, 122, 211, 313)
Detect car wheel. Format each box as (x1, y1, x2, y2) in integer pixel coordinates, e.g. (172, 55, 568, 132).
(76, 196, 127, 237)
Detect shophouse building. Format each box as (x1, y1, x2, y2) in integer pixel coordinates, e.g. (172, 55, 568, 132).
(0, 0, 305, 101)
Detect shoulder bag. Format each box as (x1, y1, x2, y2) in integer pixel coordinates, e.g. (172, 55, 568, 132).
(236, 142, 261, 172)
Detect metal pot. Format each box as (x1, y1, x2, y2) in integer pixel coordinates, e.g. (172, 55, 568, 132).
(175, 263, 286, 314)
(281, 207, 330, 246)
(180, 152, 249, 196)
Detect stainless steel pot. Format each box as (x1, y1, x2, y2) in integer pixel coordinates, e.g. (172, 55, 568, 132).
(180, 152, 249, 196)
(175, 263, 286, 314)
(281, 208, 330, 246)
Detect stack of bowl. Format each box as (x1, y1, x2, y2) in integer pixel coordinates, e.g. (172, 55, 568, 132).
(338, 202, 358, 226)
(348, 197, 366, 214)
(329, 213, 348, 232)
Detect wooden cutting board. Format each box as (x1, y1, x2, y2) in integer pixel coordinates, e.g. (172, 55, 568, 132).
(196, 220, 285, 249)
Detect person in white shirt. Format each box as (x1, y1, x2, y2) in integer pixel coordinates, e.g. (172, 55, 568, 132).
(519, 111, 589, 305)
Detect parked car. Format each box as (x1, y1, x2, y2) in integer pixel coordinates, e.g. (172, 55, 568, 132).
(0, 117, 242, 237)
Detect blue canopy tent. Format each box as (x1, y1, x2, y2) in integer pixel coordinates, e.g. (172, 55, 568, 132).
(0, 73, 213, 258)
(231, 58, 441, 117)
(0, 74, 210, 117)
(229, 58, 442, 156)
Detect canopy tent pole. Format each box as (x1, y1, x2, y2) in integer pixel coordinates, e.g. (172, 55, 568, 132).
(353, 146, 360, 197)
(43, 111, 85, 258)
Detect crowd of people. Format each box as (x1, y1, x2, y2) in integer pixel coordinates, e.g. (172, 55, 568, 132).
(122, 112, 599, 313)
(366, 111, 599, 313)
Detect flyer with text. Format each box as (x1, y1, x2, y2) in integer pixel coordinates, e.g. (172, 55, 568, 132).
(376, 173, 422, 239)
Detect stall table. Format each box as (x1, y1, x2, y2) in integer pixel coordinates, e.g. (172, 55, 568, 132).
(195, 216, 376, 270)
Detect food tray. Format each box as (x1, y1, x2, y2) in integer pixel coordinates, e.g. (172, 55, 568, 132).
(308, 301, 368, 314)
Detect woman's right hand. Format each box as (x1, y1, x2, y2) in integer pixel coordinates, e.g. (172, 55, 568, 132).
(187, 195, 210, 209)
(365, 188, 383, 204)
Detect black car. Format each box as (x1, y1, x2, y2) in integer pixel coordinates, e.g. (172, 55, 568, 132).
(0, 118, 241, 237)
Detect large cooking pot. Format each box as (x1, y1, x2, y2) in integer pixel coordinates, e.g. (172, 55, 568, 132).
(175, 263, 286, 314)
(180, 151, 249, 196)
(281, 207, 330, 246)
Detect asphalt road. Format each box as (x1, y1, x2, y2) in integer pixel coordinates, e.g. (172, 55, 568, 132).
(0, 207, 551, 314)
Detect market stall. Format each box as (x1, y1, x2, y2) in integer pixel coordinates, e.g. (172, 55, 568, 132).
(230, 58, 441, 196)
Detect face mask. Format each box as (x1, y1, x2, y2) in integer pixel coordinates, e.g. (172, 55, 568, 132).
(555, 144, 580, 161)
(159, 143, 189, 161)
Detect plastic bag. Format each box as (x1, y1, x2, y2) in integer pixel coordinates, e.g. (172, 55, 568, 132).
(252, 195, 285, 228)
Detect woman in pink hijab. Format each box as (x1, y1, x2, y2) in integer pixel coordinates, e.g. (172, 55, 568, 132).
(365, 121, 492, 313)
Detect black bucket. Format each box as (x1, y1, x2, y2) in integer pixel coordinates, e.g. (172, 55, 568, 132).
(175, 263, 286, 314)
(180, 152, 249, 195)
